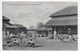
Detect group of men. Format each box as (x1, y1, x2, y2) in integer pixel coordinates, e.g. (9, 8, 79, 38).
(3, 31, 36, 47)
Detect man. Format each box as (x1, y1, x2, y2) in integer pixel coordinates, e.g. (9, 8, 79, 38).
(53, 29, 57, 39)
(27, 32, 35, 48)
(27, 37, 35, 47)
(68, 28, 71, 35)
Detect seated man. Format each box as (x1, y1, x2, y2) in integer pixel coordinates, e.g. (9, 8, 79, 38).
(12, 38, 19, 46)
(7, 38, 12, 47)
(27, 37, 35, 48)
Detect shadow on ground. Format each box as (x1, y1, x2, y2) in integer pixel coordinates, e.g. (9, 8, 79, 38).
(35, 45, 42, 48)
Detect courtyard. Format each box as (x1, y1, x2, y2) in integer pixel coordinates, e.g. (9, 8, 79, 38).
(3, 37, 77, 50)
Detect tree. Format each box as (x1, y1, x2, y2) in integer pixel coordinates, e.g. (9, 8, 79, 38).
(29, 26, 35, 29)
(37, 22, 44, 29)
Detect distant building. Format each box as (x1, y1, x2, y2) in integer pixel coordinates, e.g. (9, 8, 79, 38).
(45, 6, 77, 35)
(27, 28, 48, 37)
(13, 24, 27, 34)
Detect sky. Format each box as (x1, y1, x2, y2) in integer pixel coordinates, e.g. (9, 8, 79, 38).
(2, 2, 77, 28)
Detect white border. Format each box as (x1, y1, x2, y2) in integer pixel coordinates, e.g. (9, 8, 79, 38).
(0, 0, 79, 52)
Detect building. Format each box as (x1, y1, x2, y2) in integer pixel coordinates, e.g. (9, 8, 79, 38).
(2, 16, 27, 38)
(13, 24, 27, 34)
(2, 16, 18, 38)
(45, 6, 77, 36)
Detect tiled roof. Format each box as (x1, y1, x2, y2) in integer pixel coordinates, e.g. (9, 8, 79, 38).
(45, 16, 77, 26)
(2, 16, 10, 20)
(13, 24, 26, 28)
(3, 23, 18, 28)
(50, 6, 77, 17)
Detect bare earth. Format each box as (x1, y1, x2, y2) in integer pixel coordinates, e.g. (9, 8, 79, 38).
(3, 37, 77, 50)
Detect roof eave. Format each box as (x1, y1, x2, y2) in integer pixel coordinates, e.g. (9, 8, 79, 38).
(50, 14, 77, 18)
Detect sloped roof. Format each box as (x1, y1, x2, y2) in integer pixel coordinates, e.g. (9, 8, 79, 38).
(3, 23, 18, 28)
(50, 6, 77, 17)
(2, 16, 10, 20)
(45, 16, 77, 26)
(13, 24, 27, 33)
(13, 24, 26, 28)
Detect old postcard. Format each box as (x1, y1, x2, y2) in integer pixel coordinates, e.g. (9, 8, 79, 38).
(2, 2, 78, 50)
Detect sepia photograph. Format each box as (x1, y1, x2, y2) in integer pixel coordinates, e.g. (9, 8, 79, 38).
(2, 2, 78, 50)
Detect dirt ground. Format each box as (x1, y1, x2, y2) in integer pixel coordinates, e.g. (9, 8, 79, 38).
(3, 37, 78, 50)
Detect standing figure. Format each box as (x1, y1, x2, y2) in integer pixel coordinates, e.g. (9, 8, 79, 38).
(53, 29, 57, 39)
(68, 28, 71, 35)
